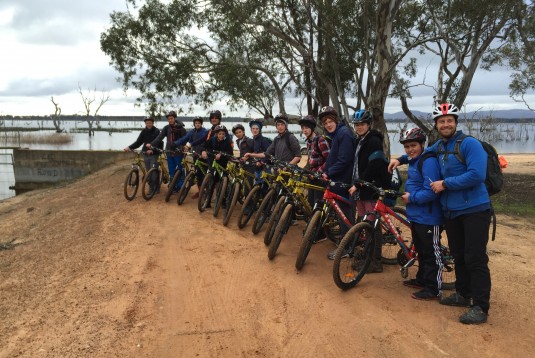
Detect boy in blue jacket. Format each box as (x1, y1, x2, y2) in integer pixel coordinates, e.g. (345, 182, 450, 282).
(398, 128, 444, 300)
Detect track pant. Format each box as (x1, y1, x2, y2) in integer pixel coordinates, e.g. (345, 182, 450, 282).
(412, 222, 443, 295)
(167, 154, 183, 190)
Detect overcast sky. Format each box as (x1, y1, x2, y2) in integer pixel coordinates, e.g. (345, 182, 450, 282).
(0, 0, 533, 118)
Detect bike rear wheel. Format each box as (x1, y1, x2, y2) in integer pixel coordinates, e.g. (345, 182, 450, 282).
(177, 172, 195, 205)
(252, 188, 276, 235)
(213, 175, 228, 218)
(333, 222, 375, 290)
(123, 169, 139, 201)
(263, 195, 286, 246)
(381, 206, 408, 264)
(237, 185, 261, 229)
(142, 168, 160, 200)
(295, 210, 322, 270)
(165, 170, 182, 202)
(198, 173, 214, 212)
(223, 182, 241, 226)
(268, 203, 294, 260)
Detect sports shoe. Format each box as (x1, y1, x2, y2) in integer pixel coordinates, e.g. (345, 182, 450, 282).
(439, 292, 472, 307)
(403, 279, 424, 289)
(327, 248, 349, 260)
(411, 289, 440, 301)
(459, 306, 488, 324)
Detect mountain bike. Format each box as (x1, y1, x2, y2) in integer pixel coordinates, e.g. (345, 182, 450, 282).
(332, 179, 455, 290)
(176, 151, 209, 206)
(197, 152, 228, 214)
(164, 149, 187, 202)
(141, 148, 170, 200)
(236, 162, 273, 229)
(123, 150, 147, 201)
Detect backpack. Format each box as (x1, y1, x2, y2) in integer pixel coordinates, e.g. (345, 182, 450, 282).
(417, 151, 437, 175)
(436, 134, 504, 196)
(368, 150, 402, 207)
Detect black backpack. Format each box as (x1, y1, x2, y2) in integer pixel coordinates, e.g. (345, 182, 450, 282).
(436, 134, 504, 196)
(368, 150, 402, 207)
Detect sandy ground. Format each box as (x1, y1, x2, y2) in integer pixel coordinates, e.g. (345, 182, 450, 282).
(1, 154, 534, 358)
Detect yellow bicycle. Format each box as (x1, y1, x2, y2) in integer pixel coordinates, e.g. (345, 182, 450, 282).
(141, 148, 170, 200)
(123, 150, 147, 201)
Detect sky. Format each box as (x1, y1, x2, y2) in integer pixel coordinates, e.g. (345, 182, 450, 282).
(0, 0, 533, 118)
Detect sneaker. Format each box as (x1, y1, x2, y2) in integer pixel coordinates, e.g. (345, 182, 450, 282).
(459, 306, 488, 325)
(411, 289, 440, 301)
(403, 279, 425, 289)
(327, 248, 349, 260)
(439, 292, 472, 307)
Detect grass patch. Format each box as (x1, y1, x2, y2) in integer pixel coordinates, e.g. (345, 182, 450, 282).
(1, 132, 73, 145)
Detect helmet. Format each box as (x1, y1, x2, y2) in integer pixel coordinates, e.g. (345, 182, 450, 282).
(399, 127, 426, 144)
(209, 110, 222, 120)
(274, 113, 289, 126)
(298, 115, 317, 130)
(232, 123, 245, 134)
(432, 103, 459, 120)
(352, 109, 372, 124)
(166, 110, 177, 119)
(318, 106, 338, 122)
(144, 116, 155, 122)
(213, 124, 228, 133)
(193, 116, 203, 124)
(249, 119, 263, 130)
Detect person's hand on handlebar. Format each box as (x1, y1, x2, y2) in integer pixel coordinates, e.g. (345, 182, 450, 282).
(388, 159, 400, 173)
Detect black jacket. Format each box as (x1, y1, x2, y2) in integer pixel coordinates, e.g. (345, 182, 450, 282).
(128, 126, 162, 154)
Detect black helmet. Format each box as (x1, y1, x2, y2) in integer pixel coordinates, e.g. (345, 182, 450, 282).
(318, 106, 338, 122)
(399, 127, 426, 144)
(144, 116, 155, 123)
(274, 113, 289, 126)
(298, 115, 317, 130)
(232, 123, 245, 134)
(213, 124, 228, 133)
(432, 103, 460, 120)
(166, 110, 177, 119)
(249, 119, 263, 130)
(193, 116, 203, 124)
(352, 109, 373, 124)
(209, 110, 222, 120)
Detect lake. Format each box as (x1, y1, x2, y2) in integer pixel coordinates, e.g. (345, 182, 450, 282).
(1, 120, 534, 200)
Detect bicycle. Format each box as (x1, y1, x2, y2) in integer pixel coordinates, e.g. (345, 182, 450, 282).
(164, 149, 188, 202)
(197, 151, 228, 215)
(141, 148, 170, 200)
(123, 150, 147, 201)
(236, 166, 274, 229)
(332, 179, 455, 291)
(176, 151, 209, 206)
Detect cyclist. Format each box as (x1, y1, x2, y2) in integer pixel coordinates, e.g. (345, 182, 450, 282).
(246, 113, 301, 165)
(319, 106, 356, 260)
(124, 116, 162, 194)
(175, 116, 208, 199)
(299, 114, 330, 206)
(243, 119, 273, 190)
(201, 110, 224, 160)
(347, 109, 391, 272)
(148, 111, 186, 191)
(233, 123, 255, 193)
(390, 103, 492, 324)
(398, 127, 443, 300)
(203, 124, 234, 207)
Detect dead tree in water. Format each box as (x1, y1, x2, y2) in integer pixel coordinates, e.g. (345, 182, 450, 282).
(50, 97, 63, 133)
(78, 85, 110, 136)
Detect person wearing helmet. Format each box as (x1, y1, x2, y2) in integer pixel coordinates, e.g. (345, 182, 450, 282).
(299, 115, 330, 206)
(346, 109, 391, 272)
(319, 106, 357, 253)
(232, 123, 254, 159)
(201, 110, 224, 160)
(246, 113, 301, 165)
(174, 116, 208, 198)
(147, 111, 187, 191)
(390, 103, 492, 324)
(124, 116, 163, 194)
(243, 119, 273, 189)
(397, 127, 444, 301)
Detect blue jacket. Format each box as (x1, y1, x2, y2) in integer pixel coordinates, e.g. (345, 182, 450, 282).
(405, 153, 443, 225)
(428, 130, 490, 217)
(324, 122, 356, 184)
(174, 127, 208, 153)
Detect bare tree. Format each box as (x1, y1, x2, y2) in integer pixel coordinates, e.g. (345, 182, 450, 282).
(78, 85, 111, 136)
(50, 97, 63, 133)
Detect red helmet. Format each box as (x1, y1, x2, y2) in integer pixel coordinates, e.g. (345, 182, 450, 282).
(432, 103, 459, 120)
(400, 127, 426, 144)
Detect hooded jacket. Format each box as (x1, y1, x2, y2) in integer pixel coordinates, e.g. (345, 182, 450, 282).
(324, 122, 356, 184)
(128, 126, 162, 154)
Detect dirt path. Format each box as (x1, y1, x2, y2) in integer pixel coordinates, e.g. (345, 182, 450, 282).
(1, 155, 534, 357)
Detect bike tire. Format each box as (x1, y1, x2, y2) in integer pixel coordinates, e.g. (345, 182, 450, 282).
(439, 235, 456, 290)
(177, 172, 195, 206)
(381, 206, 408, 265)
(268, 203, 294, 260)
(123, 169, 139, 201)
(198, 173, 213, 212)
(141, 168, 159, 200)
(237, 185, 261, 229)
(295, 210, 322, 270)
(213, 175, 228, 218)
(252, 188, 276, 235)
(333, 222, 375, 290)
(223, 182, 241, 226)
(263, 195, 286, 246)
(165, 170, 182, 202)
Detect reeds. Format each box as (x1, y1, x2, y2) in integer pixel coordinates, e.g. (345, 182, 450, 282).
(1, 132, 74, 145)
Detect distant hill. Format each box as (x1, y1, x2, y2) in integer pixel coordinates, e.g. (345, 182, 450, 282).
(385, 109, 535, 121)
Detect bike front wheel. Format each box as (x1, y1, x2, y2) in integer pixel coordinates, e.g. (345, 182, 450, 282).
(123, 169, 139, 201)
(295, 210, 322, 270)
(223, 182, 241, 226)
(142, 168, 159, 200)
(252, 188, 276, 235)
(268, 203, 294, 260)
(165, 170, 182, 202)
(237, 185, 261, 229)
(381, 206, 408, 264)
(177, 171, 195, 206)
(333, 222, 375, 290)
(198, 173, 214, 212)
(263, 195, 286, 246)
(213, 175, 229, 218)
